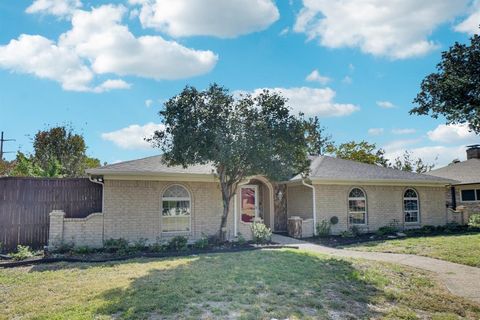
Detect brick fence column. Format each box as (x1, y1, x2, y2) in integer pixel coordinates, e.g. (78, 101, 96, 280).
(48, 210, 65, 248)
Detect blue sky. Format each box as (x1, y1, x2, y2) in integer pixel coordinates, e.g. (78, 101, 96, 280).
(0, 0, 479, 166)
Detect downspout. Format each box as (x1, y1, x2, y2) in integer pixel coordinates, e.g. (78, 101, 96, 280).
(89, 176, 105, 244)
(302, 179, 317, 236)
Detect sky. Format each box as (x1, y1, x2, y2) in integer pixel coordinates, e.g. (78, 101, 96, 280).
(0, 0, 479, 167)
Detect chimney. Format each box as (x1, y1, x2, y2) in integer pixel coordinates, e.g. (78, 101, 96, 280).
(466, 144, 480, 160)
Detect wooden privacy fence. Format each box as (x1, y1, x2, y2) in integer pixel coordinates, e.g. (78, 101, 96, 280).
(0, 177, 102, 251)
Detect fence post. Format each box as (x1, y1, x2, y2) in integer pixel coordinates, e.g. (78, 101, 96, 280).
(48, 210, 65, 248)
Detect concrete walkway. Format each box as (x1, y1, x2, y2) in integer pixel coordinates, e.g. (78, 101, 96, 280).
(272, 234, 480, 304)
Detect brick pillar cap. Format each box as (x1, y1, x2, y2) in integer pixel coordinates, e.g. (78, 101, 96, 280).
(49, 210, 66, 216)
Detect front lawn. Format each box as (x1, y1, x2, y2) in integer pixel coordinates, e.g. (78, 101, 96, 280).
(345, 232, 480, 267)
(1, 250, 479, 319)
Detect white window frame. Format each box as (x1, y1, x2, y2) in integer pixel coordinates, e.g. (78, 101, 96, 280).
(240, 184, 259, 223)
(403, 188, 420, 224)
(460, 189, 480, 202)
(348, 187, 367, 225)
(161, 184, 192, 234)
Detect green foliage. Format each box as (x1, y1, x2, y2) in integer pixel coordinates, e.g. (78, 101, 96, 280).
(326, 141, 388, 166)
(149, 238, 167, 253)
(350, 225, 361, 237)
(316, 219, 331, 237)
(9, 245, 35, 261)
(0, 159, 15, 176)
(104, 238, 129, 254)
(251, 221, 272, 244)
(148, 84, 311, 239)
(376, 226, 398, 236)
(392, 151, 435, 173)
(132, 238, 148, 251)
(411, 33, 480, 133)
(468, 214, 480, 228)
(340, 230, 355, 238)
(167, 236, 188, 251)
(10, 152, 44, 177)
(193, 233, 209, 249)
(304, 116, 334, 155)
(73, 246, 94, 255)
(236, 233, 246, 245)
(53, 240, 75, 254)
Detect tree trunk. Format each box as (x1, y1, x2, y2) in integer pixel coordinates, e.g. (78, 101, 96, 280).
(219, 198, 230, 241)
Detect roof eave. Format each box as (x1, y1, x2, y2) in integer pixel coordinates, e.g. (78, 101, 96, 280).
(307, 177, 455, 186)
(86, 170, 217, 182)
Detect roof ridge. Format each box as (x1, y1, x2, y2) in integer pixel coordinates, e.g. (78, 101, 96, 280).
(99, 154, 163, 169)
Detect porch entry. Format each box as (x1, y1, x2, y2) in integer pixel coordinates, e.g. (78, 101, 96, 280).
(238, 177, 275, 230)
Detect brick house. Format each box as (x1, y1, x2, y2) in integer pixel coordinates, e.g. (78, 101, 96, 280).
(426, 144, 480, 224)
(48, 155, 455, 248)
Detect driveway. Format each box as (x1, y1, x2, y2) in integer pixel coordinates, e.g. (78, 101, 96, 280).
(272, 234, 480, 304)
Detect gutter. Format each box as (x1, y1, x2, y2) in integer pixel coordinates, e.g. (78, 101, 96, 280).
(89, 175, 105, 244)
(302, 179, 317, 236)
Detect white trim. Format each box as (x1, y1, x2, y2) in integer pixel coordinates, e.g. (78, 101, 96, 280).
(160, 184, 192, 234)
(348, 187, 367, 225)
(99, 173, 216, 182)
(302, 179, 317, 236)
(403, 188, 420, 224)
(309, 178, 452, 186)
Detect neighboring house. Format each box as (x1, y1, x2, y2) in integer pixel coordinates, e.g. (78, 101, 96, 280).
(426, 144, 480, 224)
(48, 155, 454, 248)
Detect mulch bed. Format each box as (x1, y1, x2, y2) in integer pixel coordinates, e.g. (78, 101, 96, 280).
(0, 244, 298, 268)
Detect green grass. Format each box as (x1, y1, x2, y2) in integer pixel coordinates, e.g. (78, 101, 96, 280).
(1, 249, 479, 319)
(345, 233, 480, 267)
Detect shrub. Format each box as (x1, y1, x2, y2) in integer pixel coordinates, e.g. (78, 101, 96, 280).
(73, 246, 94, 255)
(193, 233, 209, 249)
(10, 245, 35, 261)
(236, 233, 246, 246)
(150, 237, 167, 253)
(251, 221, 272, 244)
(316, 219, 331, 237)
(132, 238, 148, 251)
(468, 214, 480, 229)
(54, 240, 75, 254)
(350, 225, 361, 237)
(168, 236, 188, 251)
(340, 230, 355, 238)
(444, 221, 461, 232)
(0, 242, 3, 254)
(104, 238, 129, 254)
(376, 226, 397, 236)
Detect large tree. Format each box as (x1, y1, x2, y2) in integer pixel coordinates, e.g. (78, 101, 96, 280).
(391, 151, 435, 173)
(326, 141, 388, 166)
(411, 32, 480, 133)
(304, 116, 334, 156)
(149, 84, 310, 240)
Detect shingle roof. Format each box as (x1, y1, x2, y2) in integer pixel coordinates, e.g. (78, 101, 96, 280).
(291, 156, 456, 184)
(425, 159, 480, 185)
(86, 155, 215, 176)
(87, 154, 455, 184)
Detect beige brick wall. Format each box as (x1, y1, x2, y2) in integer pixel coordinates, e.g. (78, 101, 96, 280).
(48, 210, 104, 248)
(313, 184, 447, 234)
(103, 180, 232, 243)
(286, 185, 313, 220)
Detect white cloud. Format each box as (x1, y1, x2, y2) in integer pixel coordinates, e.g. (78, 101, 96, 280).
(368, 128, 384, 136)
(145, 99, 153, 108)
(93, 79, 131, 93)
(279, 27, 289, 36)
(0, 5, 218, 91)
(294, 0, 468, 59)
(455, 1, 480, 34)
(0, 34, 94, 92)
(427, 123, 478, 143)
(392, 128, 416, 135)
(26, 0, 82, 17)
(239, 87, 359, 117)
(384, 142, 467, 167)
(377, 101, 395, 109)
(102, 122, 165, 149)
(130, 0, 279, 38)
(305, 69, 331, 85)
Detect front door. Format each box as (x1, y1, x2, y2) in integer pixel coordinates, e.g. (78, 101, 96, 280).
(240, 185, 258, 223)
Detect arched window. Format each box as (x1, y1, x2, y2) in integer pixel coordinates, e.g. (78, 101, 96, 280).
(348, 188, 367, 224)
(162, 185, 191, 233)
(404, 188, 419, 223)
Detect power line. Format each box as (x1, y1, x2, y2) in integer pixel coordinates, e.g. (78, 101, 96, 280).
(0, 131, 15, 160)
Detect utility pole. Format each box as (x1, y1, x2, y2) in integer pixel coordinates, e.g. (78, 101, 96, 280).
(0, 131, 15, 160)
